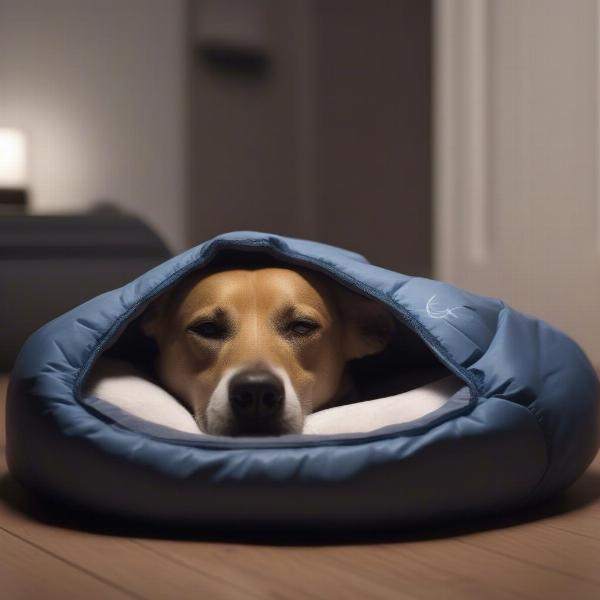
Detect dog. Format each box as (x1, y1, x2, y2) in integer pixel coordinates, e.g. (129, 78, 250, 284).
(142, 265, 395, 436)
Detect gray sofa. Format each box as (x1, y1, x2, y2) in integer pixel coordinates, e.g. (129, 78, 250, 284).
(0, 213, 171, 370)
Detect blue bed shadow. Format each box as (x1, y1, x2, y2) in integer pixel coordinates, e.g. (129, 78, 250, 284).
(0, 462, 598, 546)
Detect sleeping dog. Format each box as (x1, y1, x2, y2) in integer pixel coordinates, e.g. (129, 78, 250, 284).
(142, 266, 395, 436)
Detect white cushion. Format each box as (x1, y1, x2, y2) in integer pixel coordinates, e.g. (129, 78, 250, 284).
(85, 358, 463, 436)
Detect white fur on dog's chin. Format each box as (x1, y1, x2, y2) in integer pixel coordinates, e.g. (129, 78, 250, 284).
(204, 364, 303, 435)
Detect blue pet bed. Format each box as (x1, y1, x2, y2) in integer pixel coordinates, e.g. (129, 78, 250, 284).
(6, 231, 599, 527)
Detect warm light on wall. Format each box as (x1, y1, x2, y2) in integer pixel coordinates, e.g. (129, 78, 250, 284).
(0, 128, 29, 211)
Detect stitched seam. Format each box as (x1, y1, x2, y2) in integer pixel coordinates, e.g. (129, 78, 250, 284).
(520, 405, 552, 502)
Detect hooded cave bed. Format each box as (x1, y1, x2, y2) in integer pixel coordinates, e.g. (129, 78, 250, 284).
(6, 231, 599, 528)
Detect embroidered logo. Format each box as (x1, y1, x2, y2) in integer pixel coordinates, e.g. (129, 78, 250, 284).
(425, 294, 465, 320)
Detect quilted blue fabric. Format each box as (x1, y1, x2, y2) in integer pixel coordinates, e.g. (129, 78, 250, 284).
(6, 231, 599, 527)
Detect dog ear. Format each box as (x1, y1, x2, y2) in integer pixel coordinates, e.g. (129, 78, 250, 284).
(140, 290, 172, 340)
(337, 289, 396, 361)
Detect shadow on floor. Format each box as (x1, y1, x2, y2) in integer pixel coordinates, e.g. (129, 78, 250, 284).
(1, 465, 600, 546)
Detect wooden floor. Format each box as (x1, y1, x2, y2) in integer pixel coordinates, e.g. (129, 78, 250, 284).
(1, 375, 599, 599)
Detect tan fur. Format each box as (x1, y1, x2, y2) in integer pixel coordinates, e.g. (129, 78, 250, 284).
(143, 267, 394, 435)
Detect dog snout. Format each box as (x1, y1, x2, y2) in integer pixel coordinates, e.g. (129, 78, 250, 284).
(228, 369, 285, 431)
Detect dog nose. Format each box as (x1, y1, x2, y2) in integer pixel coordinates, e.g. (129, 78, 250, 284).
(228, 369, 285, 426)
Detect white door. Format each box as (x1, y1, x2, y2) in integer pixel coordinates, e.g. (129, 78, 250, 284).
(434, 0, 600, 365)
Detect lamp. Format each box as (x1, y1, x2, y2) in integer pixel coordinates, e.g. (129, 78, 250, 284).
(0, 128, 28, 212)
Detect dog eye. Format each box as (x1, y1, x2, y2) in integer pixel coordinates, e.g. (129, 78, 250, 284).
(288, 319, 319, 335)
(187, 321, 227, 339)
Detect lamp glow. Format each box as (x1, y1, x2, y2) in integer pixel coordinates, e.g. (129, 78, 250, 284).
(0, 128, 28, 188)
(0, 128, 29, 211)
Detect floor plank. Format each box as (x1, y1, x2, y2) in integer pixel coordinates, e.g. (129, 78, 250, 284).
(1, 372, 600, 599)
(460, 520, 600, 584)
(0, 527, 132, 599)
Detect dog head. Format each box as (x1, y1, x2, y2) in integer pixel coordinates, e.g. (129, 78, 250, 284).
(142, 266, 394, 436)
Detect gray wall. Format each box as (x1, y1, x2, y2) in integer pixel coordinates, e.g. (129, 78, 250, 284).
(0, 0, 187, 251)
